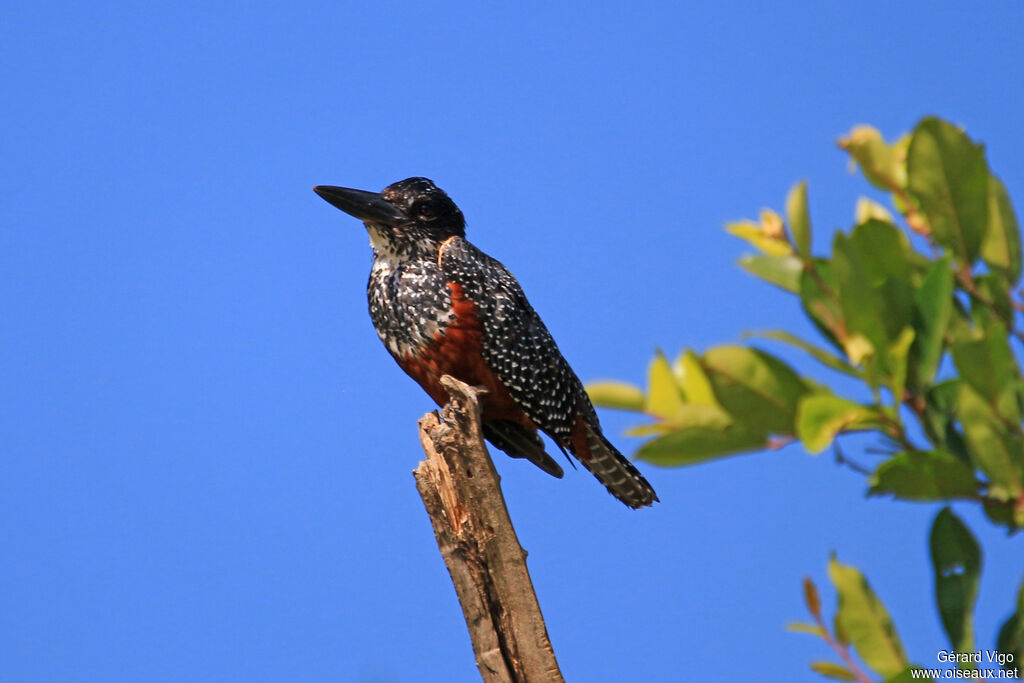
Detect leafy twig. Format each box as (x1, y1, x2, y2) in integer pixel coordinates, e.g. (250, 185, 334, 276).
(803, 578, 875, 683)
(833, 441, 874, 477)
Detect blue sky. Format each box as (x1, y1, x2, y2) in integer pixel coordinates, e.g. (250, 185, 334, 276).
(3, 2, 1022, 681)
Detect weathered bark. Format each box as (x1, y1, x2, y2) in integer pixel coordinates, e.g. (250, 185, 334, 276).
(413, 375, 564, 683)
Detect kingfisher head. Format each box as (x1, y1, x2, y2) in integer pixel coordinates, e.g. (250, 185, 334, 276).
(314, 177, 466, 257)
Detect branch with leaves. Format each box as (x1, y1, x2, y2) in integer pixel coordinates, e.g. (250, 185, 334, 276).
(589, 116, 1023, 526)
(788, 510, 997, 682)
(587, 117, 1024, 680)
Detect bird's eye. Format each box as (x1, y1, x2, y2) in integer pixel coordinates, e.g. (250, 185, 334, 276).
(415, 201, 436, 219)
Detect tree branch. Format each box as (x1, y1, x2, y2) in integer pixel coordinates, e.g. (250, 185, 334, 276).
(413, 375, 564, 683)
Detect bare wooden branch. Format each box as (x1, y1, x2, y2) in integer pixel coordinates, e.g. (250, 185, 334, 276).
(413, 375, 564, 683)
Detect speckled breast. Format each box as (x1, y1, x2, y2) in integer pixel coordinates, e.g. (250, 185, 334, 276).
(366, 256, 457, 360)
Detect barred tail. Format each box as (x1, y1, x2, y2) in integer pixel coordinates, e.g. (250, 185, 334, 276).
(575, 420, 658, 509)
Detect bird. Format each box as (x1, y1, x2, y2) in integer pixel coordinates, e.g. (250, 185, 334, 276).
(313, 177, 657, 508)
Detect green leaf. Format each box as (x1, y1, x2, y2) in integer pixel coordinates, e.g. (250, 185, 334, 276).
(748, 330, 861, 379)
(797, 395, 877, 454)
(868, 451, 979, 501)
(847, 218, 914, 284)
(982, 497, 1022, 530)
(834, 612, 851, 646)
(625, 403, 732, 437)
(787, 181, 812, 259)
(855, 196, 895, 224)
(958, 382, 1024, 503)
(624, 423, 674, 437)
(952, 321, 1015, 404)
(586, 381, 645, 412)
(930, 507, 981, 654)
(981, 175, 1022, 283)
(739, 253, 803, 293)
(833, 222, 916, 358)
(787, 621, 827, 638)
(725, 219, 793, 256)
(645, 350, 685, 419)
(702, 346, 808, 434)
(888, 327, 915, 410)
(810, 661, 857, 681)
(673, 350, 717, 406)
(996, 578, 1024, 673)
(800, 259, 846, 351)
(913, 256, 954, 387)
(906, 117, 990, 264)
(829, 556, 909, 678)
(920, 380, 971, 461)
(635, 424, 766, 466)
(838, 125, 906, 191)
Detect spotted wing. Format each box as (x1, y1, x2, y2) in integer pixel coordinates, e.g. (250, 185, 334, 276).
(438, 236, 658, 508)
(438, 237, 585, 446)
